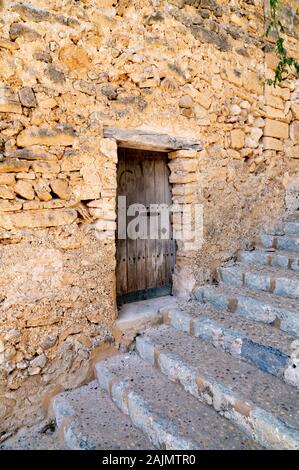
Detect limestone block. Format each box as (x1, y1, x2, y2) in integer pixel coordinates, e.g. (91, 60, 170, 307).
(11, 3, 51, 22)
(139, 79, 160, 88)
(230, 129, 245, 149)
(179, 95, 194, 109)
(0, 38, 20, 51)
(0, 200, 22, 212)
(34, 180, 52, 201)
(0, 86, 22, 114)
(169, 172, 198, 184)
(290, 121, 299, 145)
(59, 45, 91, 71)
(243, 71, 263, 95)
(16, 171, 36, 180)
(34, 51, 52, 63)
(31, 162, 60, 174)
(168, 159, 198, 173)
(291, 103, 299, 119)
(245, 128, 263, 148)
(0, 160, 30, 173)
(45, 64, 65, 84)
(87, 199, 111, 209)
(9, 23, 41, 41)
(73, 80, 95, 96)
(14, 180, 35, 200)
(172, 194, 195, 204)
(195, 92, 211, 110)
(23, 200, 43, 210)
(171, 184, 197, 196)
(264, 106, 288, 123)
(18, 88, 37, 108)
(61, 156, 81, 172)
(100, 84, 118, 100)
(169, 150, 198, 159)
(89, 208, 116, 220)
(50, 179, 71, 200)
(0, 186, 15, 199)
(0, 209, 77, 230)
(230, 104, 242, 116)
(263, 137, 283, 151)
(265, 52, 278, 71)
(0, 174, 15, 185)
(100, 139, 118, 162)
(95, 220, 117, 231)
(222, 68, 242, 87)
(264, 119, 289, 140)
(265, 85, 290, 101)
(17, 125, 76, 147)
(265, 94, 284, 110)
(289, 146, 299, 159)
(6, 148, 56, 161)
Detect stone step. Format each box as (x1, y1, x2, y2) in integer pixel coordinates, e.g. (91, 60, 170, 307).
(257, 234, 299, 253)
(284, 221, 299, 235)
(287, 212, 299, 221)
(195, 283, 299, 336)
(52, 380, 152, 450)
(0, 421, 64, 450)
(136, 325, 299, 450)
(95, 353, 261, 450)
(239, 249, 299, 272)
(218, 263, 299, 300)
(160, 305, 298, 387)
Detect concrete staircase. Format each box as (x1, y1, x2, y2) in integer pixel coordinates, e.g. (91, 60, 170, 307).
(3, 211, 299, 450)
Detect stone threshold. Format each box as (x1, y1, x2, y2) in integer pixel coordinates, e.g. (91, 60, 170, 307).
(113, 296, 177, 350)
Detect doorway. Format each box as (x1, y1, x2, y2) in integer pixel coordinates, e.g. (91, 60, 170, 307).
(116, 148, 175, 304)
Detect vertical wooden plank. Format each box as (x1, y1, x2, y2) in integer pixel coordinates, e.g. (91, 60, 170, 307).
(165, 156, 175, 287)
(116, 149, 127, 296)
(144, 154, 156, 290)
(136, 154, 147, 292)
(126, 150, 138, 294)
(154, 155, 166, 288)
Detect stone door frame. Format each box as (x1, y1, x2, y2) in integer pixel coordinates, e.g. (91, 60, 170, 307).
(102, 126, 202, 299)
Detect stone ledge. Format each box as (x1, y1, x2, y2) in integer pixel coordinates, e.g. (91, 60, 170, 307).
(0, 208, 77, 230)
(103, 127, 202, 152)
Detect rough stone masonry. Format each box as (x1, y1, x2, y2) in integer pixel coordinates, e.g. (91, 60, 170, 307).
(0, 0, 298, 436)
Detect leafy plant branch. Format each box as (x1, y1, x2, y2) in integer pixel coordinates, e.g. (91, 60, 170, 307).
(266, 0, 299, 86)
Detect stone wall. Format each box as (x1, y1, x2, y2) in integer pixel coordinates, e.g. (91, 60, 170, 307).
(0, 0, 298, 435)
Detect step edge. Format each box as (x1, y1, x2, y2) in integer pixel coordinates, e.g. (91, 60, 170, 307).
(95, 360, 199, 451)
(52, 395, 96, 450)
(161, 307, 297, 388)
(136, 335, 299, 450)
(194, 285, 299, 337)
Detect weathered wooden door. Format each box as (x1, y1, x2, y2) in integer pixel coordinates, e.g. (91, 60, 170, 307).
(116, 148, 175, 304)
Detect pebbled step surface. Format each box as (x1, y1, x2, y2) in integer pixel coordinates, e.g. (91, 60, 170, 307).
(257, 234, 299, 252)
(197, 282, 299, 321)
(284, 222, 299, 235)
(286, 212, 299, 221)
(53, 381, 152, 450)
(140, 325, 299, 430)
(98, 353, 261, 450)
(196, 282, 299, 336)
(239, 249, 299, 272)
(0, 421, 63, 450)
(219, 263, 299, 299)
(162, 303, 298, 387)
(184, 301, 294, 356)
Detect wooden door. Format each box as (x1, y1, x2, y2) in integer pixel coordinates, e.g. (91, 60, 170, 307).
(116, 148, 175, 304)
